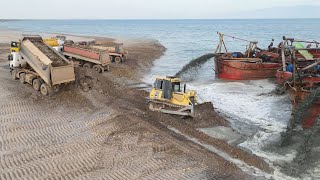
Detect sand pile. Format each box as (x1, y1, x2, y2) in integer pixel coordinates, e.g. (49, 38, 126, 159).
(191, 102, 230, 128)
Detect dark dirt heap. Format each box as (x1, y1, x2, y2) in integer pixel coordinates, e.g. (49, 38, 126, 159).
(32, 40, 68, 67)
(192, 102, 230, 128)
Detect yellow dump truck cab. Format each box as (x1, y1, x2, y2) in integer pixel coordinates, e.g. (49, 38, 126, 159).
(149, 76, 197, 106)
(10, 41, 21, 52)
(43, 38, 59, 47)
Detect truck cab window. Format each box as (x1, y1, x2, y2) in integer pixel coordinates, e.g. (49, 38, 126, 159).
(11, 42, 18, 47)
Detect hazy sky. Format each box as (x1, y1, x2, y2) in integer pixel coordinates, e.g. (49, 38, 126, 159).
(1, 0, 320, 19)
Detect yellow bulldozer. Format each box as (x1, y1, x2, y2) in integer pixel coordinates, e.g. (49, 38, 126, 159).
(148, 76, 198, 117)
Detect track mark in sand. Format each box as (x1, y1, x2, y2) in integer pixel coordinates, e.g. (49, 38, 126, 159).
(1, 140, 103, 170)
(0, 100, 41, 116)
(1, 116, 121, 179)
(0, 112, 48, 124)
(152, 144, 174, 153)
(0, 110, 118, 150)
(1, 111, 118, 151)
(83, 127, 211, 180)
(1, 148, 101, 180)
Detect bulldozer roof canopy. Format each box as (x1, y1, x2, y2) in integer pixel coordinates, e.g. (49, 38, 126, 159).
(156, 76, 181, 83)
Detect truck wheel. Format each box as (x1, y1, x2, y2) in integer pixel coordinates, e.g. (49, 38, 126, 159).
(92, 65, 102, 73)
(114, 57, 122, 64)
(19, 73, 26, 84)
(40, 84, 52, 96)
(11, 70, 17, 80)
(83, 63, 93, 69)
(32, 79, 42, 91)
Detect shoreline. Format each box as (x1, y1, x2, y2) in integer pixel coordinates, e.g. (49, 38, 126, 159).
(0, 26, 163, 46)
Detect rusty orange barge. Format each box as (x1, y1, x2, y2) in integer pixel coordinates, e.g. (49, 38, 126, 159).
(215, 57, 280, 80)
(281, 37, 320, 128)
(214, 32, 280, 80)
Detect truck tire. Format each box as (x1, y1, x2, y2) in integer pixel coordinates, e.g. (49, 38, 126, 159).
(40, 84, 52, 96)
(114, 56, 122, 64)
(83, 63, 93, 69)
(19, 73, 26, 84)
(92, 65, 102, 73)
(11, 70, 17, 80)
(33, 79, 42, 91)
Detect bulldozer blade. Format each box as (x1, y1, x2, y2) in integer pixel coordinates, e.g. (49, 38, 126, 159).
(147, 100, 194, 117)
(159, 108, 193, 117)
(178, 105, 193, 112)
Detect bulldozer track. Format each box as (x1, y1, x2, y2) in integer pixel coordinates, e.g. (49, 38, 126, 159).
(149, 99, 189, 109)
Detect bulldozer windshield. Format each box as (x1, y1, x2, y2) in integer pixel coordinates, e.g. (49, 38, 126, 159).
(154, 79, 163, 90)
(172, 82, 181, 92)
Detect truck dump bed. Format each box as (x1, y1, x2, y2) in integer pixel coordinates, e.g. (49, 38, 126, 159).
(90, 42, 126, 54)
(90, 45, 117, 53)
(20, 36, 75, 86)
(31, 40, 68, 67)
(63, 44, 110, 66)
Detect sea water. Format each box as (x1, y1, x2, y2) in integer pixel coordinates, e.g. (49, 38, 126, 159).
(1, 19, 320, 178)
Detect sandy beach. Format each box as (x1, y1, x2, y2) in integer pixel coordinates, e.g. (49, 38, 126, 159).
(0, 28, 273, 179)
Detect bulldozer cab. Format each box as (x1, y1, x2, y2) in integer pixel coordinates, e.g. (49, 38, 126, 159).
(152, 77, 185, 100)
(10, 41, 20, 52)
(153, 78, 171, 99)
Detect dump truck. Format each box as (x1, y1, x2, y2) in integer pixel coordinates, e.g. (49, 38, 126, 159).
(90, 42, 128, 64)
(147, 76, 198, 117)
(63, 44, 111, 73)
(9, 35, 75, 96)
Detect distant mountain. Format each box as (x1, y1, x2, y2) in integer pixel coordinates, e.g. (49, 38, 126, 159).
(227, 5, 320, 19)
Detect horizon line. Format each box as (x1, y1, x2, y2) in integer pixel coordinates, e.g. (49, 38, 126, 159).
(1, 18, 320, 21)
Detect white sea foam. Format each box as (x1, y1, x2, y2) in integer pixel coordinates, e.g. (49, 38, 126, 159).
(191, 80, 291, 129)
(190, 80, 298, 179)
